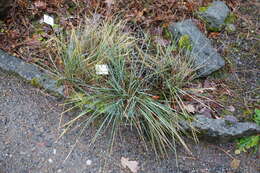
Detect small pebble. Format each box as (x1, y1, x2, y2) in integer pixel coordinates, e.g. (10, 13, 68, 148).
(48, 158, 53, 163)
(39, 127, 44, 132)
(226, 105, 235, 112)
(20, 151, 26, 155)
(53, 149, 57, 155)
(86, 159, 92, 165)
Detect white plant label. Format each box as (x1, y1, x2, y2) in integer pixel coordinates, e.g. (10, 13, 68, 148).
(43, 14, 54, 26)
(95, 64, 109, 75)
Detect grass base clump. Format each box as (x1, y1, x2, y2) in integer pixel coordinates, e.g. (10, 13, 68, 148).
(48, 17, 203, 157)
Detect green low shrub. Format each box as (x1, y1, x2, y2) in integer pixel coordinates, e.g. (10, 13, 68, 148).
(235, 109, 260, 154)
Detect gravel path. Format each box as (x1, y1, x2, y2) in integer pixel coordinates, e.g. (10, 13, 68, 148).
(0, 70, 259, 173)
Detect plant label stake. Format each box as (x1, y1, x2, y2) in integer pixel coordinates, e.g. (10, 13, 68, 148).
(43, 14, 54, 26)
(95, 64, 109, 75)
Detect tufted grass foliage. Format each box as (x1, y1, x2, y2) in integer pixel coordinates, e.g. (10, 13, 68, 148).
(49, 17, 201, 157)
(47, 18, 135, 83)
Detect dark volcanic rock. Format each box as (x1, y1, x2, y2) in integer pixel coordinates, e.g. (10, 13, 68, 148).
(0, 0, 13, 19)
(169, 19, 225, 77)
(0, 49, 65, 97)
(198, 1, 230, 31)
(192, 115, 260, 142)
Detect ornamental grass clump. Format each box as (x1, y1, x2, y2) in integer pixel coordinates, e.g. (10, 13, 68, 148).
(48, 17, 200, 156)
(47, 18, 135, 83)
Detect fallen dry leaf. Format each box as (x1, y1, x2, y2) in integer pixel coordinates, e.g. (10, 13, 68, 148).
(121, 157, 139, 173)
(152, 95, 160, 100)
(208, 32, 220, 39)
(184, 104, 196, 113)
(230, 159, 240, 169)
(34, 1, 47, 10)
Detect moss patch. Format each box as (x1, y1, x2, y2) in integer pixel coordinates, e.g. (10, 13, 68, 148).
(178, 35, 192, 51)
(207, 26, 223, 32)
(225, 13, 237, 24)
(162, 27, 173, 40)
(30, 77, 41, 88)
(243, 109, 253, 117)
(197, 3, 213, 13)
(198, 6, 209, 13)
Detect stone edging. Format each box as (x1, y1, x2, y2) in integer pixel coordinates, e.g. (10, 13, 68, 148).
(184, 115, 260, 142)
(0, 49, 65, 97)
